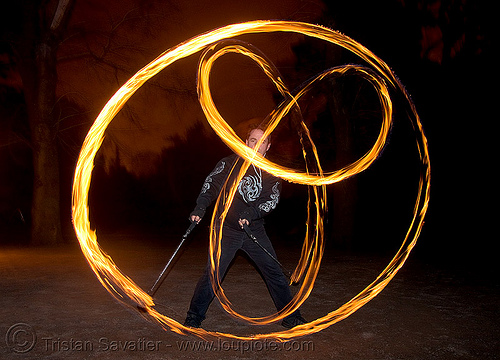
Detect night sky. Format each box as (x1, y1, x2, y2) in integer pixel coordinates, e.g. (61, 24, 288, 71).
(0, 0, 494, 275)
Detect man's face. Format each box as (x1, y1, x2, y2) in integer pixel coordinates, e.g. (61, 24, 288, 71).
(246, 129, 271, 155)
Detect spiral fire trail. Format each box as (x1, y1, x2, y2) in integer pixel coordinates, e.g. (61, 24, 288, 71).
(72, 21, 430, 341)
(197, 40, 326, 325)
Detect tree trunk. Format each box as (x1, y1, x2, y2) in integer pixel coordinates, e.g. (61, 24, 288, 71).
(330, 81, 357, 250)
(16, 0, 75, 245)
(29, 41, 63, 245)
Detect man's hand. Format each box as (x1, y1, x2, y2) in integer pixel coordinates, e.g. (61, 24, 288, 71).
(190, 206, 206, 224)
(191, 215, 202, 224)
(238, 218, 249, 228)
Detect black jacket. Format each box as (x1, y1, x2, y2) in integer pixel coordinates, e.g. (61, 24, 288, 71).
(194, 154, 281, 230)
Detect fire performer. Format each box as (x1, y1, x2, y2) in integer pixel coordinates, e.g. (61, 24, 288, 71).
(184, 124, 306, 329)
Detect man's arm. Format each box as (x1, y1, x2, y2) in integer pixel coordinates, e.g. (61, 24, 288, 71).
(238, 179, 281, 227)
(190, 156, 232, 223)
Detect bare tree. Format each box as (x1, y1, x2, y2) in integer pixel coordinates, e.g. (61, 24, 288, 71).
(1, 0, 183, 245)
(3, 0, 76, 245)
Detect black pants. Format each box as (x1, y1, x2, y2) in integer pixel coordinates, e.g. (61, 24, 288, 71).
(186, 225, 299, 322)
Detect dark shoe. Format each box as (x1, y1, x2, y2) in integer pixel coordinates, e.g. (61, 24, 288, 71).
(183, 315, 202, 328)
(281, 315, 307, 329)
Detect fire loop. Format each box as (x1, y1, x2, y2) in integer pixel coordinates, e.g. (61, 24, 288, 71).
(72, 21, 430, 341)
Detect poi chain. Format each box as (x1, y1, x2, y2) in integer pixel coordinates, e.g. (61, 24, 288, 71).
(72, 21, 430, 341)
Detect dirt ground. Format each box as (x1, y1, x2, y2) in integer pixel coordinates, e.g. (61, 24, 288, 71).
(1, 230, 499, 360)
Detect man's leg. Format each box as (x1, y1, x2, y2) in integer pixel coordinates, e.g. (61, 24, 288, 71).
(185, 228, 244, 327)
(241, 227, 305, 327)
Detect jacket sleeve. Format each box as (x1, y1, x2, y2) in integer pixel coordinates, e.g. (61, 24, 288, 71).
(256, 178, 281, 218)
(195, 157, 230, 211)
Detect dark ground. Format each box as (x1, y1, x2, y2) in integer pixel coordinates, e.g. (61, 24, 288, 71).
(1, 230, 499, 360)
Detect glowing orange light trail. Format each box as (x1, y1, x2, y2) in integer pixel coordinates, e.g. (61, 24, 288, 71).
(196, 40, 326, 325)
(72, 20, 430, 341)
(196, 41, 394, 326)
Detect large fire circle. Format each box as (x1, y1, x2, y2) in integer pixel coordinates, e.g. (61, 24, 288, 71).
(72, 21, 430, 341)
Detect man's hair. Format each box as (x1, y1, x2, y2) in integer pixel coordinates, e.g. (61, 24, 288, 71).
(245, 123, 271, 144)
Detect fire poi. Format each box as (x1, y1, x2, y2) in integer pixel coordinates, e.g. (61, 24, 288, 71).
(72, 21, 430, 341)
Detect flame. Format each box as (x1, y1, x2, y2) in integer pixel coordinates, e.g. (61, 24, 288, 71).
(72, 21, 430, 341)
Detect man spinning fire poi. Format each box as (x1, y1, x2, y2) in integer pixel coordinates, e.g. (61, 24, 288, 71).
(184, 124, 306, 329)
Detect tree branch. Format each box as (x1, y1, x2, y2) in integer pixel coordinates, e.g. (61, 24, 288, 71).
(50, 0, 73, 31)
